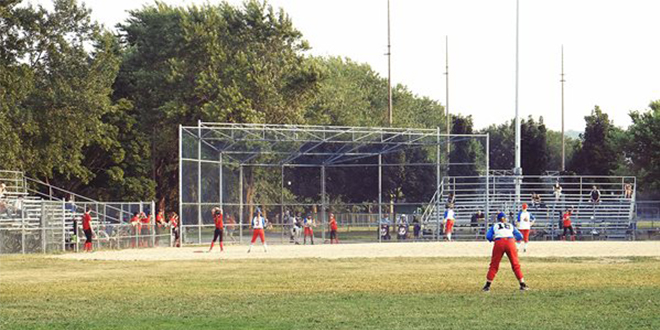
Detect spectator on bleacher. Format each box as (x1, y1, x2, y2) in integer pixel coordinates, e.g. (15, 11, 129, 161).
(624, 183, 633, 199)
(553, 181, 562, 202)
(0, 182, 6, 199)
(531, 192, 545, 209)
(447, 192, 455, 205)
(590, 186, 601, 205)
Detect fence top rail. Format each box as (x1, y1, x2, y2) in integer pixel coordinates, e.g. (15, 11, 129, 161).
(445, 175, 636, 180)
(192, 121, 489, 138)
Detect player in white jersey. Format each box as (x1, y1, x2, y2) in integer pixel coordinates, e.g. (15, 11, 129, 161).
(247, 209, 267, 253)
(443, 204, 456, 241)
(483, 212, 528, 292)
(516, 203, 535, 252)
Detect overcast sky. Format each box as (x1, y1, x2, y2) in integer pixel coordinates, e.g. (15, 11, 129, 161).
(29, 0, 660, 131)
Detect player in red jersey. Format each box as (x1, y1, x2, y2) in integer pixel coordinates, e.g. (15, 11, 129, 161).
(562, 209, 576, 241)
(482, 212, 528, 292)
(328, 213, 339, 244)
(208, 207, 224, 252)
(82, 207, 94, 252)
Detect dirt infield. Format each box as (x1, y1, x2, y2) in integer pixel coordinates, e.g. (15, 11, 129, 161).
(54, 241, 660, 261)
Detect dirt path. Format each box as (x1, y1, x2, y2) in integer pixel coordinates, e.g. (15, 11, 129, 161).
(54, 241, 660, 261)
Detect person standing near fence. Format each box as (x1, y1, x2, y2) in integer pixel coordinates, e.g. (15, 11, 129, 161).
(562, 209, 576, 241)
(82, 207, 94, 252)
(482, 212, 528, 292)
(303, 214, 315, 245)
(328, 213, 339, 244)
(208, 207, 224, 252)
(248, 209, 267, 253)
(169, 212, 180, 247)
(516, 203, 535, 252)
(443, 204, 456, 241)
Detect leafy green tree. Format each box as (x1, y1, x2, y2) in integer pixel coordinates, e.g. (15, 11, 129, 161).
(520, 116, 548, 175)
(480, 120, 514, 170)
(449, 115, 478, 176)
(115, 1, 321, 209)
(0, 0, 152, 200)
(626, 100, 660, 197)
(569, 106, 622, 176)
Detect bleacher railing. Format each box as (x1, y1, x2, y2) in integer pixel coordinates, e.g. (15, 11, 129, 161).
(423, 175, 637, 241)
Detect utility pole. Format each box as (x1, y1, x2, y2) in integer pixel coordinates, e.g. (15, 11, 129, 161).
(561, 45, 566, 172)
(445, 36, 450, 155)
(387, 0, 393, 126)
(514, 0, 521, 205)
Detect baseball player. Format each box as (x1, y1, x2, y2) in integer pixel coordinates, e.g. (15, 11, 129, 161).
(443, 204, 455, 241)
(562, 209, 576, 241)
(328, 213, 339, 244)
(303, 214, 315, 245)
(247, 209, 267, 253)
(208, 207, 224, 252)
(482, 212, 528, 292)
(516, 203, 536, 252)
(82, 207, 94, 252)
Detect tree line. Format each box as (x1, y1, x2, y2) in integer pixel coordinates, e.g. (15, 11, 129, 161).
(2, 0, 659, 211)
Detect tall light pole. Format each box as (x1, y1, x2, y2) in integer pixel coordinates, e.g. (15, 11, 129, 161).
(445, 36, 450, 156)
(514, 0, 521, 205)
(560, 45, 566, 172)
(387, 0, 393, 126)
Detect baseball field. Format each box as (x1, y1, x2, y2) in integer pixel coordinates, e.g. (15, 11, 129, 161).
(2, 242, 660, 329)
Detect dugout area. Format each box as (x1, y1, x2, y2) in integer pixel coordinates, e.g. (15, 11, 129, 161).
(178, 122, 489, 245)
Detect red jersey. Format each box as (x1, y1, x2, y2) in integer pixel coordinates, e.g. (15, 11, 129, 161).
(82, 213, 92, 231)
(170, 216, 178, 228)
(130, 215, 139, 224)
(214, 213, 224, 229)
(156, 214, 164, 226)
(140, 215, 150, 225)
(329, 219, 337, 231)
(563, 213, 572, 228)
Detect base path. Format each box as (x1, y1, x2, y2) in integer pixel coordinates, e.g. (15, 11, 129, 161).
(54, 241, 660, 261)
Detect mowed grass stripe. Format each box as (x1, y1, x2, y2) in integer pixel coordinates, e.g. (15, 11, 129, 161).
(1, 256, 660, 329)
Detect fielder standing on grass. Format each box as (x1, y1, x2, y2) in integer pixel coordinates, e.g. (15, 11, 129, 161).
(208, 207, 224, 252)
(443, 204, 455, 241)
(516, 203, 535, 252)
(303, 214, 315, 245)
(248, 209, 267, 253)
(482, 212, 528, 292)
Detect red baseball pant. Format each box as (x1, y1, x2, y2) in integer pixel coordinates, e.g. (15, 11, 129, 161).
(487, 238, 524, 281)
(251, 228, 265, 243)
(519, 229, 530, 243)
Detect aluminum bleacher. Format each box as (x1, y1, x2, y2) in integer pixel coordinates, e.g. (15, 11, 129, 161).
(421, 175, 636, 241)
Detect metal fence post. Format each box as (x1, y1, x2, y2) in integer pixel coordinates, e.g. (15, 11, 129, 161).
(151, 200, 156, 248)
(21, 203, 26, 254)
(62, 202, 66, 252)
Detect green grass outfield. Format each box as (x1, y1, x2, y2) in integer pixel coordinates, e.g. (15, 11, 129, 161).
(1, 255, 660, 329)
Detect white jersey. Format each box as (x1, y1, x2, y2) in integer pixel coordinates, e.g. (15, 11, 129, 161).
(443, 209, 455, 221)
(487, 222, 523, 241)
(252, 216, 265, 229)
(517, 210, 535, 230)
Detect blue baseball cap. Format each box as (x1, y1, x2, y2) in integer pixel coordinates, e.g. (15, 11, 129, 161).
(497, 212, 506, 221)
